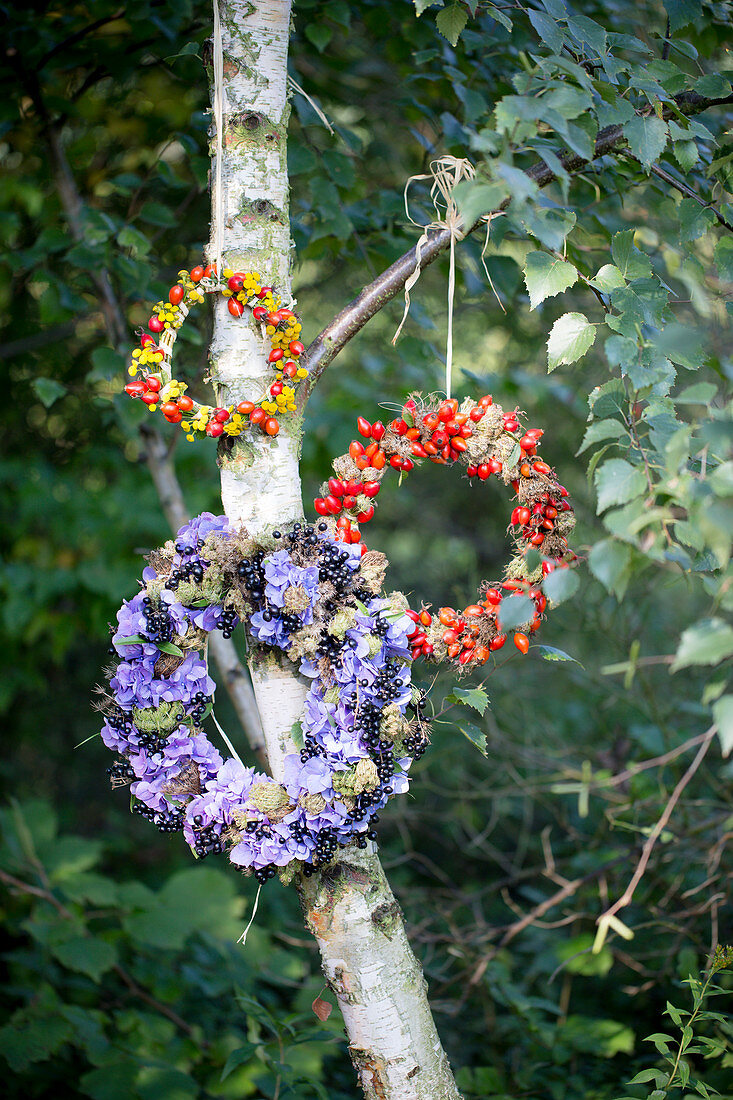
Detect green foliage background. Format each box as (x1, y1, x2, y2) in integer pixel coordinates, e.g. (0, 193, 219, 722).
(1, 1, 731, 1097)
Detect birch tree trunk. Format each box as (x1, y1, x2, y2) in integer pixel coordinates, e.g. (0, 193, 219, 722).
(208, 4, 461, 1097)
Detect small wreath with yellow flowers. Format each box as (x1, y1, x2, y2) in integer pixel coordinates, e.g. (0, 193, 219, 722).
(124, 264, 309, 440)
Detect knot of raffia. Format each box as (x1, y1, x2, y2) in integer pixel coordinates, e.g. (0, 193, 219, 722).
(392, 156, 502, 398)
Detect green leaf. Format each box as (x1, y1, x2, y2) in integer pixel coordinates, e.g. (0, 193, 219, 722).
(81, 1063, 140, 1100)
(459, 722, 488, 756)
(436, 3, 468, 45)
(156, 641, 184, 656)
(304, 23, 333, 52)
(714, 237, 733, 282)
(673, 139, 699, 173)
(522, 207, 576, 250)
(556, 933, 613, 976)
(623, 115, 668, 168)
(455, 180, 509, 227)
(577, 419, 627, 453)
(414, 0, 443, 14)
(51, 936, 117, 982)
(32, 377, 67, 408)
(663, 0, 700, 32)
(498, 594, 535, 629)
(594, 459, 646, 513)
(523, 251, 578, 309)
(138, 1068, 198, 1100)
(543, 568, 579, 605)
(220, 1043, 258, 1082)
(694, 74, 732, 98)
(672, 618, 733, 671)
(447, 686, 489, 716)
(678, 197, 716, 243)
(676, 382, 717, 404)
(712, 695, 733, 757)
(612, 229, 652, 278)
(123, 866, 245, 949)
(0, 1006, 72, 1072)
(535, 645, 581, 665)
(547, 312, 596, 371)
(527, 9, 565, 52)
(114, 634, 146, 645)
(116, 224, 152, 255)
(590, 264, 626, 292)
(589, 539, 633, 598)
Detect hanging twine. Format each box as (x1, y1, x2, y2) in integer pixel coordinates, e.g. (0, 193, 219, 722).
(210, 1, 224, 283)
(392, 156, 502, 399)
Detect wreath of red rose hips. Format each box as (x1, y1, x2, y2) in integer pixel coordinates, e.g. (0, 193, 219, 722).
(313, 393, 576, 669)
(124, 265, 308, 440)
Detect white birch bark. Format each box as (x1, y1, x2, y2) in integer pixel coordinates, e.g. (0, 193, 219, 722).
(209, 4, 461, 1096)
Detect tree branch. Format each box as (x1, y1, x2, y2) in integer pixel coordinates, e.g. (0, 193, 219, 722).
(648, 162, 733, 233)
(302, 91, 733, 394)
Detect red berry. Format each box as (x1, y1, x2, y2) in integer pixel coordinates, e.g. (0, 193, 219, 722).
(514, 632, 530, 654)
(144, 376, 161, 392)
(227, 273, 245, 291)
(371, 420, 385, 441)
(190, 266, 204, 283)
(357, 417, 372, 438)
(214, 408, 230, 423)
(148, 316, 164, 333)
(314, 498, 329, 516)
(252, 305, 267, 321)
(178, 395, 194, 412)
(169, 285, 184, 305)
(207, 422, 224, 437)
(237, 401, 255, 415)
(228, 298, 245, 317)
(268, 348, 284, 363)
(264, 417, 280, 436)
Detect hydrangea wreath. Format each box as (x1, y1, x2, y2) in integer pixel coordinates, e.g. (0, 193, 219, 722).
(101, 384, 576, 882)
(99, 514, 429, 884)
(124, 265, 307, 442)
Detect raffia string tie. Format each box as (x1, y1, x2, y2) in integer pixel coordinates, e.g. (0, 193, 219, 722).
(392, 156, 502, 398)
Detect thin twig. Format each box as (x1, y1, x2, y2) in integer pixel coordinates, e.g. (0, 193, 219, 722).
(648, 162, 733, 233)
(595, 724, 717, 940)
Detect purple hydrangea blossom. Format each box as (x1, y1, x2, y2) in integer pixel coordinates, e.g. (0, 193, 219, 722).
(103, 521, 423, 875)
(262, 551, 320, 624)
